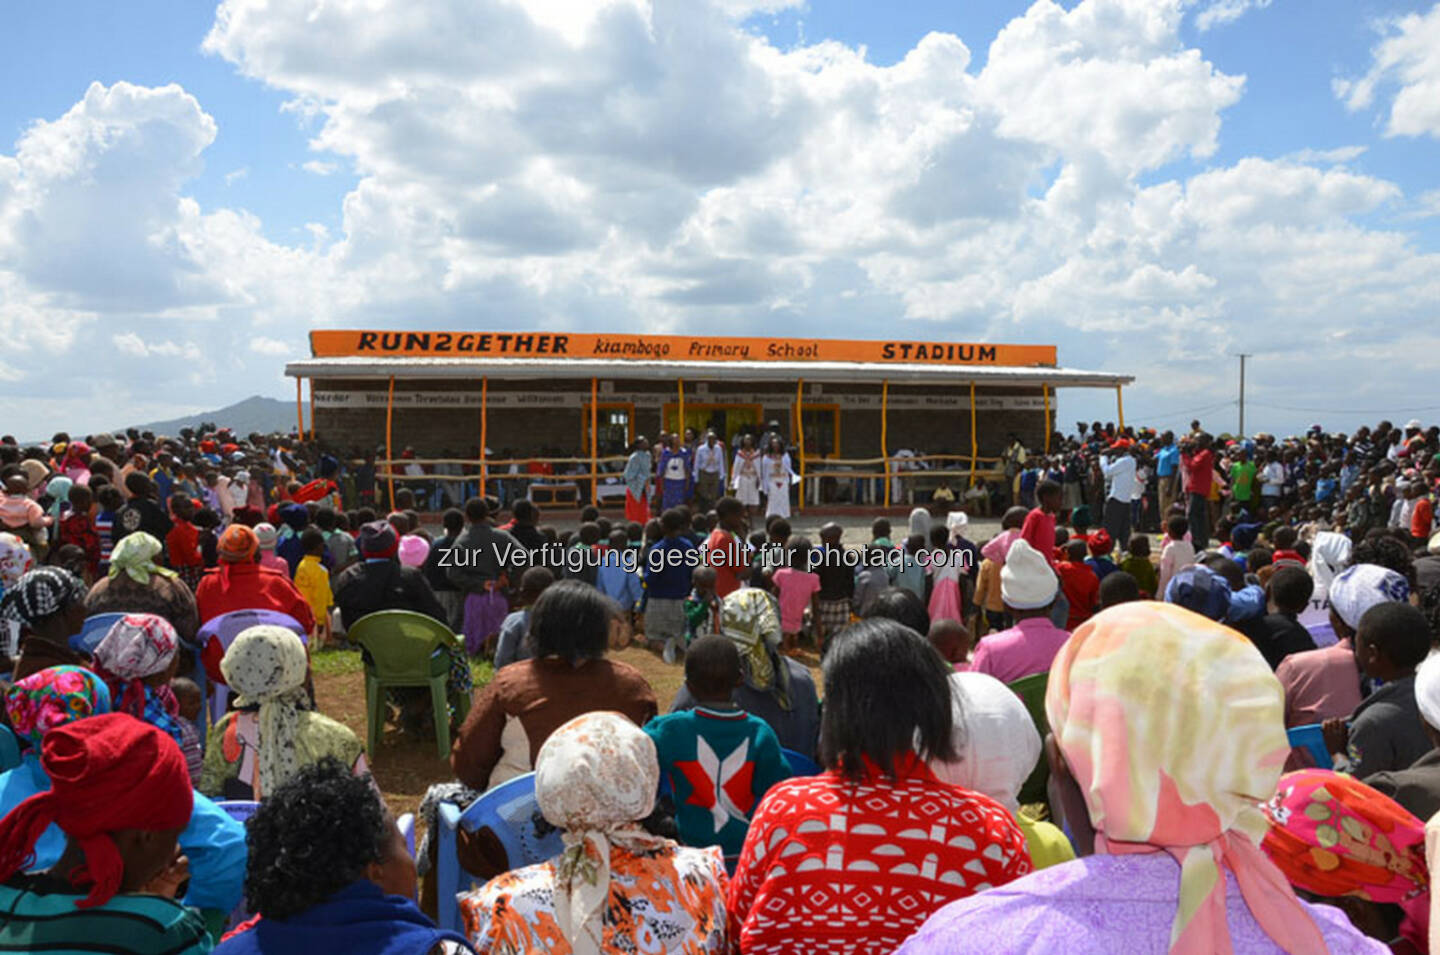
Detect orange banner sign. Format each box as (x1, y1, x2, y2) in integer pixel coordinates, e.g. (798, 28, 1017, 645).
(310, 330, 1056, 367)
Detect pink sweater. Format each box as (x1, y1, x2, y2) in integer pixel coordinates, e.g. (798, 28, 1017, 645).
(0, 494, 50, 529)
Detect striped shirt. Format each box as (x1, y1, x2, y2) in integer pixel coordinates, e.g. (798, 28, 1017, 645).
(0, 874, 212, 953)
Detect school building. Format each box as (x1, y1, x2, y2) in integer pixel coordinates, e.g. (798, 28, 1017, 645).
(284, 329, 1133, 505)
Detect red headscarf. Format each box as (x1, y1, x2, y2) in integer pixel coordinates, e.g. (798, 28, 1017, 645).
(0, 714, 192, 908)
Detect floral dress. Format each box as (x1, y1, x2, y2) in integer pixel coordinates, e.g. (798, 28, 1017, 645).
(460, 843, 728, 955)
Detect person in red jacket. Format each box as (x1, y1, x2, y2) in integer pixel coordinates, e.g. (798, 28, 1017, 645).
(1055, 539, 1101, 632)
(194, 524, 315, 682)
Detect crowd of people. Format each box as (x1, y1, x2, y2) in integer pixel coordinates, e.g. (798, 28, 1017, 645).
(0, 414, 1438, 953)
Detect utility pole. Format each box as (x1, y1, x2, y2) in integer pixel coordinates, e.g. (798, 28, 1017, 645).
(1237, 353, 1251, 436)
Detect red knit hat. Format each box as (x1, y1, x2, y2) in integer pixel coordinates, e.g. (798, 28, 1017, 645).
(1088, 529, 1114, 556)
(0, 714, 192, 908)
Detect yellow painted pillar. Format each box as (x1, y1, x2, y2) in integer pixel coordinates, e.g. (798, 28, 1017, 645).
(796, 379, 805, 512)
(480, 377, 489, 486)
(677, 377, 685, 437)
(385, 376, 396, 510)
(1116, 384, 1126, 431)
(969, 381, 979, 487)
(881, 380, 890, 508)
(1042, 384, 1051, 454)
(590, 377, 599, 505)
(307, 379, 315, 442)
(294, 377, 304, 439)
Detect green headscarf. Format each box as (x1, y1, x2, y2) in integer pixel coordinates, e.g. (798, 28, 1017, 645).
(107, 532, 177, 584)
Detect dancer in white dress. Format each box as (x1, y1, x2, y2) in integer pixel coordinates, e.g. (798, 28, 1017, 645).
(760, 437, 794, 519)
(731, 435, 762, 515)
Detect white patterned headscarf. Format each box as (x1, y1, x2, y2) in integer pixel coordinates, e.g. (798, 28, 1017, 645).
(535, 711, 666, 955)
(932, 671, 1041, 814)
(220, 625, 310, 797)
(1329, 563, 1410, 631)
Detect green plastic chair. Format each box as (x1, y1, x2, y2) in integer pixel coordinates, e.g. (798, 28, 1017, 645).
(348, 610, 470, 760)
(1008, 672, 1050, 808)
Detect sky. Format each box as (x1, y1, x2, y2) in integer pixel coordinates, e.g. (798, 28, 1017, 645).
(3, 0, 1440, 441)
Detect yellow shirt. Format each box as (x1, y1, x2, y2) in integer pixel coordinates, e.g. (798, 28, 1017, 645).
(294, 554, 333, 621)
(974, 558, 1003, 613)
(1018, 813, 1076, 870)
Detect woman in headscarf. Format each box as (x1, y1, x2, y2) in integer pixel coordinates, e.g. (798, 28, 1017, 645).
(729, 618, 1031, 955)
(193, 524, 315, 631)
(897, 602, 1383, 955)
(91, 614, 201, 782)
(60, 441, 92, 487)
(1261, 769, 1429, 952)
(666, 586, 820, 759)
(621, 437, 654, 524)
(83, 532, 199, 646)
(460, 711, 729, 954)
(0, 668, 247, 930)
(0, 715, 209, 954)
(0, 566, 90, 679)
(201, 624, 366, 801)
(1305, 530, 1354, 645)
(931, 671, 1075, 870)
(907, 506, 932, 542)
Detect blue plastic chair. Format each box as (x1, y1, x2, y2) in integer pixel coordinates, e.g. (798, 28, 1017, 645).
(198, 610, 308, 725)
(781, 747, 822, 776)
(398, 812, 416, 858)
(70, 612, 127, 653)
(1287, 723, 1333, 768)
(0, 725, 20, 774)
(435, 773, 564, 932)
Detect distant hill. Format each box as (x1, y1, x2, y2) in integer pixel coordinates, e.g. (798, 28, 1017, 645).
(129, 395, 296, 437)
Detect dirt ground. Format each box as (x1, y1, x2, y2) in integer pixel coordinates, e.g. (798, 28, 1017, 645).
(313, 643, 823, 820)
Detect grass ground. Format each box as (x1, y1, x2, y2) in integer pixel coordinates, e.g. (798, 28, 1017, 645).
(311, 643, 823, 819)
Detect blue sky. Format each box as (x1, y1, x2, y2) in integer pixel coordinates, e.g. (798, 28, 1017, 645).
(3, 0, 1439, 439)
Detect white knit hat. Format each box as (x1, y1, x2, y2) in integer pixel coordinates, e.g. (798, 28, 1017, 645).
(1000, 539, 1058, 610)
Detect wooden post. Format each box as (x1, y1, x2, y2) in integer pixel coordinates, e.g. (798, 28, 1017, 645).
(294, 377, 304, 440)
(881, 380, 890, 508)
(1116, 384, 1126, 431)
(590, 377, 599, 505)
(1042, 384, 1051, 454)
(480, 376, 489, 488)
(385, 376, 396, 511)
(969, 381, 979, 488)
(795, 379, 805, 512)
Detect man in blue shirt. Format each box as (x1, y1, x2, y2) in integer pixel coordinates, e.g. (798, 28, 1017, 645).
(1155, 431, 1181, 523)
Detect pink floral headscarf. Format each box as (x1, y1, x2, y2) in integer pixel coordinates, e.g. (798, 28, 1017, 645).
(1047, 601, 1328, 955)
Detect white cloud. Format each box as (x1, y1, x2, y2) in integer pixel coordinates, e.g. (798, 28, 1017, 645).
(224, 166, 249, 185)
(301, 160, 336, 175)
(1336, 3, 1440, 139)
(1193, 0, 1272, 32)
(250, 336, 293, 355)
(1, 0, 1438, 438)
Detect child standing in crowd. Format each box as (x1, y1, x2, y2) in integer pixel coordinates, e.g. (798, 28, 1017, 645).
(1156, 514, 1195, 597)
(255, 522, 288, 573)
(772, 536, 821, 656)
(597, 529, 643, 624)
(644, 508, 696, 664)
(684, 566, 722, 643)
(494, 567, 555, 670)
(644, 635, 792, 860)
(169, 676, 206, 785)
(94, 484, 124, 575)
(165, 493, 204, 590)
(1119, 533, 1158, 597)
(813, 523, 854, 645)
(56, 483, 99, 581)
(972, 547, 1006, 635)
(893, 534, 927, 600)
(1055, 539, 1100, 631)
(852, 543, 892, 618)
(294, 528, 334, 647)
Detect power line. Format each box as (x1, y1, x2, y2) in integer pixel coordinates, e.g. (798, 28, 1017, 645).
(1247, 401, 1440, 415)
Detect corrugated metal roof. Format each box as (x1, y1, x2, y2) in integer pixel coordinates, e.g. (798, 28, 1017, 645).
(285, 356, 1133, 388)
